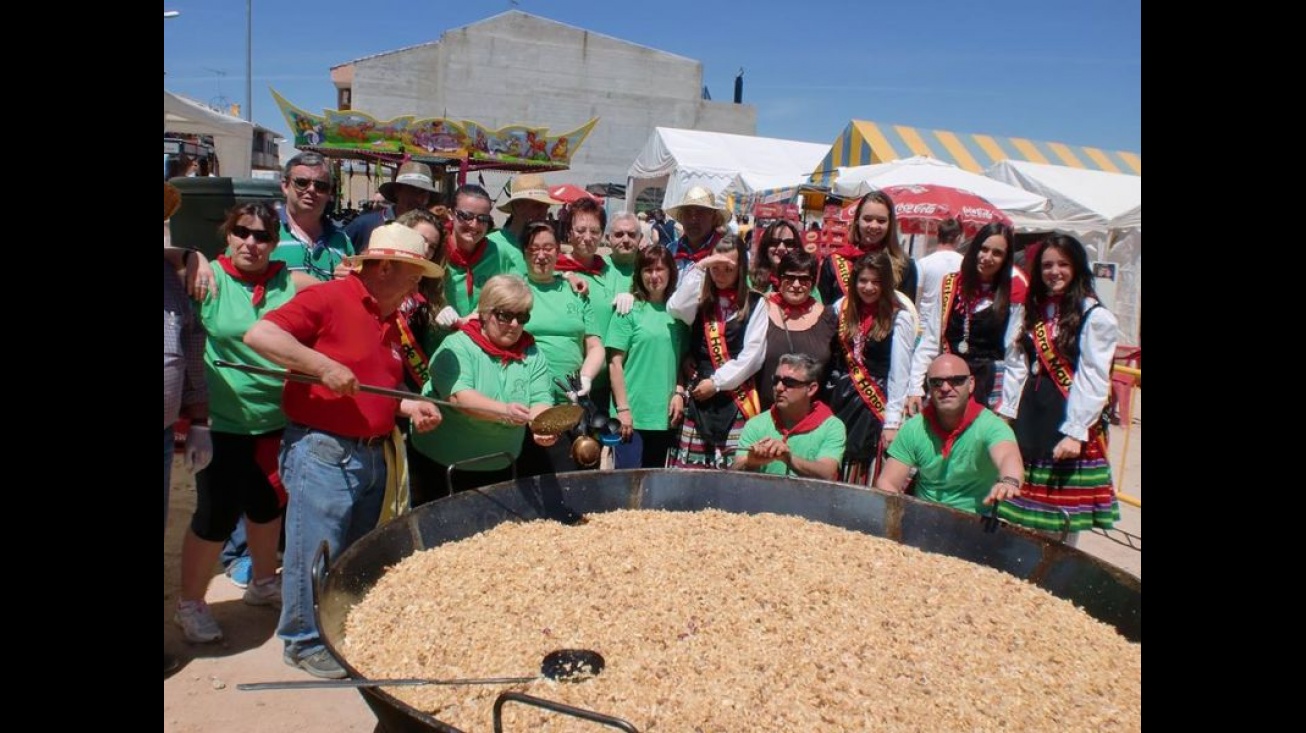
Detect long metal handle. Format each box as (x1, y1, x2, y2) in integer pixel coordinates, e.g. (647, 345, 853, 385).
(214, 359, 451, 407)
(493, 692, 640, 732)
(238, 675, 537, 691)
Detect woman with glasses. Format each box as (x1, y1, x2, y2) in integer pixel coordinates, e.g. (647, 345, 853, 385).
(666, 234, 768, 469)
(818, 191, 917, 307)
(556, 197, 618, 414)
(996, 235, 1119, 542)
(828, 252, 917, 486)
(516, 221, 606, 475)
(606, 246, 689, 468)
(748, 220, 805, 295)
(174, 202, 296, 644)
(408, 275, 557, 498)
(906, 222, 1024, 417)
(756, 249, 838, 411)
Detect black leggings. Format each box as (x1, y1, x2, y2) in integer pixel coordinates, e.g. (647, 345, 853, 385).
(191, 431, 283, 542)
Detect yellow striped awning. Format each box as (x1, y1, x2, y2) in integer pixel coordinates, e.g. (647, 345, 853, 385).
(810, 120, 1140, 186)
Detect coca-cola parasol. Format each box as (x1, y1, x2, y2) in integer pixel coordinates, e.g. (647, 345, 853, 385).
(840, 184, 1011, 236)
(548, 183, 603, 204)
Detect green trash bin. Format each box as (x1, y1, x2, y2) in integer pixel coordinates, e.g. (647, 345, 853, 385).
(168, 177, 284, 260)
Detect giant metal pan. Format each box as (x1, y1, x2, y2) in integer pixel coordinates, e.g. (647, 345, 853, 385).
(313, 469, 1142, 733)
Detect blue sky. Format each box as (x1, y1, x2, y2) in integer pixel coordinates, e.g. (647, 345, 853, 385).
(163, 0, 1141, 154)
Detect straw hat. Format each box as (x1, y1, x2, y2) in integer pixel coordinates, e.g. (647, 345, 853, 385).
(348, 223, 444, 279)
(496, 173, 562, 213)
(164, 182, 182, 221)
(378, 161, 439, 201)
(665, 186, 731, 227)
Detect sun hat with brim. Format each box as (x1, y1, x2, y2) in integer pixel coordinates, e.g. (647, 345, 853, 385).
(165, 182, 182, 221)
(346, 223, 444, 279)
(496, 173, 562, 212)
(665, 185, 731, 227)
(378, 161, 439, 201)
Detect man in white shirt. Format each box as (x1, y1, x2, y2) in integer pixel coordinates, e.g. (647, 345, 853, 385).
(915, 218, 965, 317)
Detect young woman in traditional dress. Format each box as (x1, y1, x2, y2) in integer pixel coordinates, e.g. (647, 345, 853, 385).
(827, 252, 917, 485)
(817, 190, 917, 306)
(997, 235, 1120, 543)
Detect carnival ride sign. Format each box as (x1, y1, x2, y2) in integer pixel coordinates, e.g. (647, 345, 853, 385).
(271, 89, 598, 166)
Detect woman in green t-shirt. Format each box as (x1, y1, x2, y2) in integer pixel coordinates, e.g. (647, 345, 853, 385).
(607, 245, 689, 468)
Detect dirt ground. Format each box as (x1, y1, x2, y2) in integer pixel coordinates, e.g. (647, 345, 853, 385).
(162, 393, 1140, 732)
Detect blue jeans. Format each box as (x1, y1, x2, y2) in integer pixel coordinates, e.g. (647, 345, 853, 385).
(220, 520, 248, 568)
(164, 426, 175, 535)
(276, 424, 388, 659)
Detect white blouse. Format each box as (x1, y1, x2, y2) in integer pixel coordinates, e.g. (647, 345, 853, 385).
(998, 298, 1118, 442)
(667, 266, 769, 392)
(907, 295, 1024, 397)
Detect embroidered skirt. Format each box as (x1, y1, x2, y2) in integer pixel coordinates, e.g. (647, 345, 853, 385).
(668, 405, 747, 470)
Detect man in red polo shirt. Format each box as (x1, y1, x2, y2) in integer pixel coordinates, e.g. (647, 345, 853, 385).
(245, 223, 443, 679)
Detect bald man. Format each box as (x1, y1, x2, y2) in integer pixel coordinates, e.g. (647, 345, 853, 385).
(875, 354, 1024, 515)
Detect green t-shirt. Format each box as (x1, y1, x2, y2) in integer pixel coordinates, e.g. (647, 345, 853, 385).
(609, 256, 636, 297)
(605, 300, 688, 430)
(525, 277, 599, 400)
(410, 330, 553, 470)
(486, 228, 527, 276)
(444, 238, 516, 317)
(199, 266, 297, 434)
(270, 219, 354, 281)
(887, 409, 1016, 515)
(737, 411, 847, 477)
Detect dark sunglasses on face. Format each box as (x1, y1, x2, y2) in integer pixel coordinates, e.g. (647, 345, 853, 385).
(289, 177, 332, 194)
(454, 208, 495, 225)
(927, 375, 971, 390)
(230, 225, 274, 243)
(491, 308, 530, 325)
(780, 273, 813, 285)
(773, 375, 813, 389)
(770, 238, 798, 248)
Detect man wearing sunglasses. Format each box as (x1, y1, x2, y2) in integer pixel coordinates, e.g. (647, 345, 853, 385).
(733, 353, 845, 481)
(272, 152, 355, 291)
(875, 354, 1024, 515)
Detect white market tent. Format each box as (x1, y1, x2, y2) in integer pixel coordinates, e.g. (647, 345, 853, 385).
(164, 90, 254, 178)
(626, 127, 828, 214)
(831, 156, 1051, 216)
(986, 160, 1142, 347)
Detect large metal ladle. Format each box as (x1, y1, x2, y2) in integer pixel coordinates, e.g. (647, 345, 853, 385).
(236, 648, 605, 691)
(213, 361, 584, 436)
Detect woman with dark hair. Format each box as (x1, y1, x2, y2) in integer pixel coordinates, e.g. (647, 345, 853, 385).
(607, 245, 689, 468)
(997, 235, 1120, 541)
(666, 234, 768, 469)
(818, 190, 918, 306)
(174, 202, 295, 643)
(516, 221, 606, 475)
(756, 249, 838, 411)
(827, 251, 917, 485)
(556, 197, 618, 416)
(393, 208, 450, 392)
(906, 222, 1024, 416)
(748, 219, 804, 294)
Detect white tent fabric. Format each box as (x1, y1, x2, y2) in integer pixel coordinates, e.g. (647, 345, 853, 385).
(831, 156, 1050, 215)
(626, 127, 828, 213)
(986, 160, 1142, 347)
(164, 90, 254, 178)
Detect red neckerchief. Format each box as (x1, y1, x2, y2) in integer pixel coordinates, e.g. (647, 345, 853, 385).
(717, 288, 742, 313)
(555, 254, 607, 275)
(459, 318, 535, 365)
(771, 400, 834, 442)
(922, 398, 985, 458)
(673, 231, 721, 263)
(447, 238, 488, 299)
(216, 255, 284, 307)
(767, 273, 781, 292)
(768, 292, 815, 320)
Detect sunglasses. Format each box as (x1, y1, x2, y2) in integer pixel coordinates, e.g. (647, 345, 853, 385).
(491, 308, 531, 325)
(773, 375, 813, 389)
(780, 273, 813, 285)
(770, 238, 798, 248)
(454, 209, 495, 225)
(289, 177, 332, 194)
(927, 375, 971, 390)
(230, 225, 275, 244)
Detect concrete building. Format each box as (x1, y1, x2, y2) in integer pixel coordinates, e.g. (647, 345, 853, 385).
(329, 10, 755, 206)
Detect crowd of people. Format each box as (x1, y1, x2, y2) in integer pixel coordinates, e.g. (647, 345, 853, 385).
(163, 157, 1122, 677)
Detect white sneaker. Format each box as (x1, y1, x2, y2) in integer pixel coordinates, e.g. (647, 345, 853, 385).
(174, 601, 223, 643)
(243, 575, 282, 608)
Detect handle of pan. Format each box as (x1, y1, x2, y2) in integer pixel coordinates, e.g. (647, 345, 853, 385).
(237, 675, 539, 691)
(214, 360, 451, 408)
